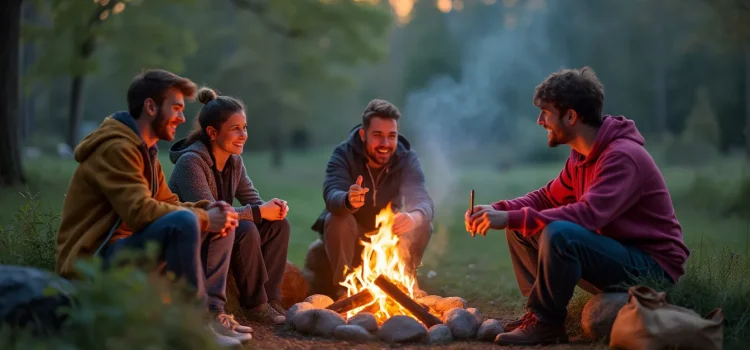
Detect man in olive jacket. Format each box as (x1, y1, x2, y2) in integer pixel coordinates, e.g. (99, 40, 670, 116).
(311, 99, 435, 297)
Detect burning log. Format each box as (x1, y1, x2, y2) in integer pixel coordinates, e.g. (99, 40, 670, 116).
(373, 275, 443, 328)
(326, 289, 375, 314)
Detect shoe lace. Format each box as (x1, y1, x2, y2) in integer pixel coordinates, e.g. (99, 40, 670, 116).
(518, 312, 538, 330)
(216, 313, 240, 330)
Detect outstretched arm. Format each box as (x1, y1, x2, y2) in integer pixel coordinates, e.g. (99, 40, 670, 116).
(492, 158, 576, 211)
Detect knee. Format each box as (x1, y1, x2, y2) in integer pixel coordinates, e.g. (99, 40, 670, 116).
(166, 210, 200, 242)
(271, 218, 291, 237)
(323, 212, 357, 237)
(539, 221, 580, 251)
(235, 220, 261, 245)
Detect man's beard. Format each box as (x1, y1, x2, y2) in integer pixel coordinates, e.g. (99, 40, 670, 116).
(151, 110, 172, 141)
(547, 125, 572, 148)
(364, 138, 392, 167)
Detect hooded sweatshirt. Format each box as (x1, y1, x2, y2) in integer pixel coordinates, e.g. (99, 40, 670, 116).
(493, 115, 690, 283)
(168, 138, 265, 223)
(56, 112, 211, 279)
(311, 124, 435, 233)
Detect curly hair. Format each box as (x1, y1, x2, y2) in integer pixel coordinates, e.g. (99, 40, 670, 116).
(533, 66, 605, 127)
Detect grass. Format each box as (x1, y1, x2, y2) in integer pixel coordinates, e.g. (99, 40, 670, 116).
(1, 148, 749, 349)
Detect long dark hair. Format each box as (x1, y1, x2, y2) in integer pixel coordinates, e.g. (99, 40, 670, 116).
(185, 87, 246, 146)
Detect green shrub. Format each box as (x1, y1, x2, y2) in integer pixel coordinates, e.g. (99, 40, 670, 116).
(682, 86, 722, 150)
(0, 246, 224, 350)
(0, 192, 58, 270)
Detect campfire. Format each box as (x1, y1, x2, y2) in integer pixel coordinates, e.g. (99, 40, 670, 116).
(327, 203, 441, 327)
(289, 203, 502, 344)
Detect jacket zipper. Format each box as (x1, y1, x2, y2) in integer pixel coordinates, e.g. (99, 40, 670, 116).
(366, 164, 389, 207)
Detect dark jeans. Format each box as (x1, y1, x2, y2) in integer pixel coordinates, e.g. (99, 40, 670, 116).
(322, 212, 432, 291)
(101, 210, 234, 314)
(230, 219, 291, 309)
(507, 220, 671, 324)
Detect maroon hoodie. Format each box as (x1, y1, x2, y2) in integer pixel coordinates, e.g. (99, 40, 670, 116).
(492, 115, 690, 283)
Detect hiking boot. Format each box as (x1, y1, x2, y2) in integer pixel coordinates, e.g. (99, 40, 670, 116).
(246, 303, 286, 325)
(268, 300, 287, 316)
(503, 311, 534, 332)
(494, 312, 568, 346)
(211, 313, 253, 344)
(208, 325, 243, 348)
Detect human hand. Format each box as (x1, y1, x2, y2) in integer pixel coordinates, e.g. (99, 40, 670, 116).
(207, 203, 238, 236)
(465, 205, 508, 237)
(392, 212, 419, 235)
(260, 198, 288, 221)
(347, 175, 369, 209)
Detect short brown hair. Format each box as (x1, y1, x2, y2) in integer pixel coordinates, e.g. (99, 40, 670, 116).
(533, 66, 605, 127)
(362, 99, 400, 129)
(127, 69, 197, 119)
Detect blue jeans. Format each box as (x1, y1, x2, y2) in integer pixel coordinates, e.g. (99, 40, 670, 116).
(506, 221, 672, 324)
(101, 210, 233, 313)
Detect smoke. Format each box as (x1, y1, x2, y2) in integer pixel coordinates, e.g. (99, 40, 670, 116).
(405, 2, 565, 214)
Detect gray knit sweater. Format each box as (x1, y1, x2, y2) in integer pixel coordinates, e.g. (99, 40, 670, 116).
(168, 138, 264, 222)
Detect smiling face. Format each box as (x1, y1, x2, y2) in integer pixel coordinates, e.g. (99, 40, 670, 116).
(208, 111, 248, 155)
(359, 116, 398, 167)
(537, 102, 574, 148)
(151, 88, 186, 142)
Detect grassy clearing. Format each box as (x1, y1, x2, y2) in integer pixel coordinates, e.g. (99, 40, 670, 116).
(1, 148, 749, 349)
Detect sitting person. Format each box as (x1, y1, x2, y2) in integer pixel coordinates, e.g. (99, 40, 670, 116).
(55, 69, 252, 347)
(168, 87, 291, 326)
(465, 67, 690, 346)
(311, 99, 435, 298)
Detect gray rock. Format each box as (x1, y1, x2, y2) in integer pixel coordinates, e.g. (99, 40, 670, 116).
(347, 312, 378, 333)
(434, 297, 467, 314)
(467, 307, 483, 324)
(285, 302, 315, 327)
(0, 265, 75, 333)
(292, 309, 346, 337)
(379, 315, 427, 343)
(417, 295, 442, 308)
(477, 319, 505, 342)
(581, 293, 629, 340)
(428, 324, 453, 344)
(333, 324, 375, 342)
(443, 307, 478, 339)
(304, 294, 335, 309)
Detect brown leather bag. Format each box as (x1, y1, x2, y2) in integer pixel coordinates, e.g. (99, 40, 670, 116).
(609, 285, 724, 350)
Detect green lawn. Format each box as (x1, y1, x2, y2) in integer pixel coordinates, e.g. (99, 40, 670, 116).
(1, 148, 749, 348)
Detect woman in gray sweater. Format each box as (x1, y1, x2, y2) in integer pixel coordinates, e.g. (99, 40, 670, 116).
(168, 87, 291, 326)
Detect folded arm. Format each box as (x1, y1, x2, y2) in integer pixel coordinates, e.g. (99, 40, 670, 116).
(323, 147, 356, 215)
(397, 152, 434, 225)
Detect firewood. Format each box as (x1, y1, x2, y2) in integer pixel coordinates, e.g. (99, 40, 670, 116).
(373, 275, 443, 328)
(326, 289, 375, 314)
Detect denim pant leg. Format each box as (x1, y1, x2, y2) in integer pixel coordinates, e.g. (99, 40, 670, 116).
(506, 220, 669, 324)
(230, 219, 290, 309)
(200, 227, 235, 314)
(102, 210, 206, 306)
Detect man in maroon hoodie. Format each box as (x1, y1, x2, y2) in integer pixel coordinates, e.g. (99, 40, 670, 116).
(465, 67, 690, 346)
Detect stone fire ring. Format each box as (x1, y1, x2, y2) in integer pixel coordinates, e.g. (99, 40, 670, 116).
(285, 293, 506, 344)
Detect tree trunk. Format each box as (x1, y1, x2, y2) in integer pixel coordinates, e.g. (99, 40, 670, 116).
(0, 0, 25, 186)
(67, 75, 85, 148)
(745, 41, 750, 159)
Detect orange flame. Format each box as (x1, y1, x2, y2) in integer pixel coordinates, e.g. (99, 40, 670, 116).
(339, 203, 417, 322)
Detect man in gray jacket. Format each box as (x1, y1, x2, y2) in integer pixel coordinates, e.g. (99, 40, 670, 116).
(311, 99, 435, 298)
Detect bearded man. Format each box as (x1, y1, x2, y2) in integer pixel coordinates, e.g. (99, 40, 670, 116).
(465, 67, 689, 346)
(311, 99, 435, 298)
(56, 69, 253, 347)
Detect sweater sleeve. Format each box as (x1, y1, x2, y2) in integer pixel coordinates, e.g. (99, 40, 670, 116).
(234, 161, 264, 222)
(492, 158, 576, 211)
(398, 151, 434, 222)
(506, 152, 642, 237)
(323, 146, 356, 215)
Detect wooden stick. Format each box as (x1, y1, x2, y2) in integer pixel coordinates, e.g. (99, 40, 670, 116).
(470, 189, 475, 237)
(373, 275, 443, 328)
(326, 289, 375, 314)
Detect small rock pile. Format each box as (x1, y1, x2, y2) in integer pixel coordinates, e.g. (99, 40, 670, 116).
(286, 293, 506, 344)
